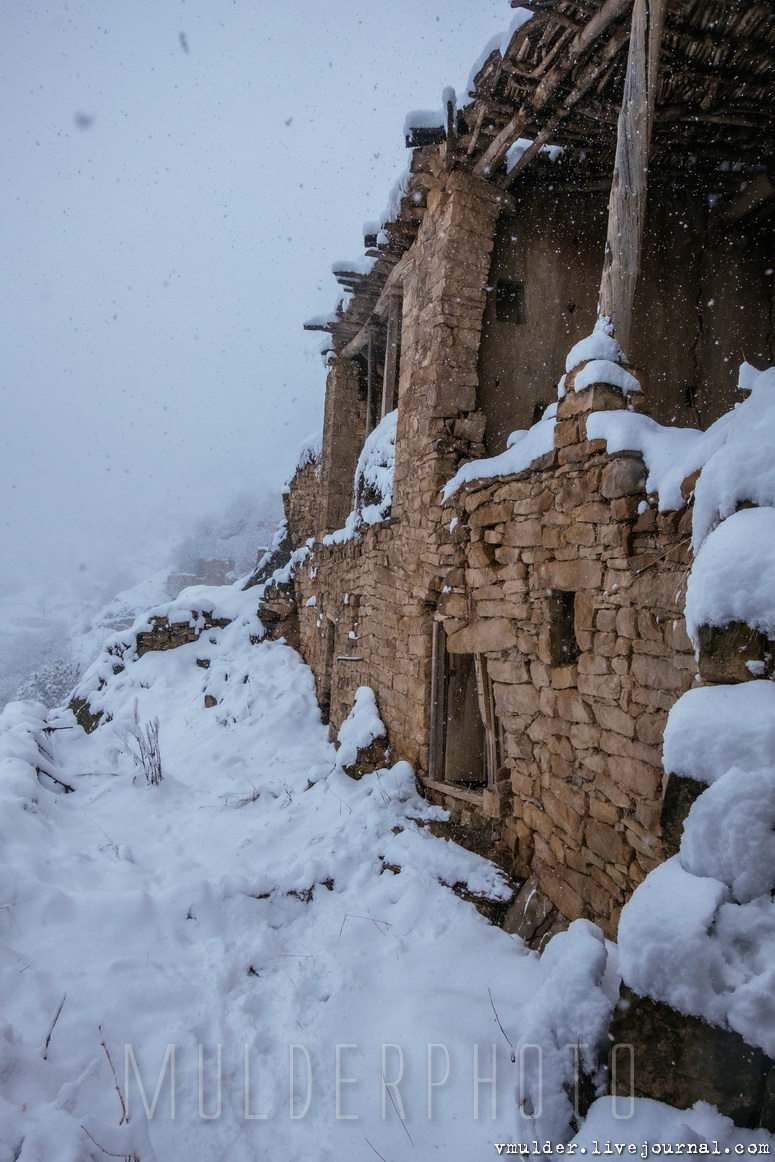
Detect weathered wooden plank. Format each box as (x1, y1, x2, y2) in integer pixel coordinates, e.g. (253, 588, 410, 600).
(598, 0, 666, 354)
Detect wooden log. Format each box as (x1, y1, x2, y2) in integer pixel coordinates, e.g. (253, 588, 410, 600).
(474, 0, 633, 177)
(598, 0, 666, 354)
(505, 25, 630, 184)
(365, 331, 379, 436)
(533, 0, 632, 109)
(381, 293, 402, 419)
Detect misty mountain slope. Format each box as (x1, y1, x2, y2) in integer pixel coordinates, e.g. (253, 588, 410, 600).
(1, 581, 771, 1159)
(0, 489, 281, 711)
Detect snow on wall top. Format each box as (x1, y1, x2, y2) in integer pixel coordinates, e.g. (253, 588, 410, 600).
(617, 363, 775, 1058)
(464, 8, 533, 96)
(565, 317, 626, 374)
(588, 363, 775, 535)
(585, 411, 704, 511)
(293, 430, 323, 474)
(442, 404, 557, 501)
(335, 686, 386, 771)
(663, 681, 775, 787)
(685, 506, 775, 641)
(323, 410, 397, 546)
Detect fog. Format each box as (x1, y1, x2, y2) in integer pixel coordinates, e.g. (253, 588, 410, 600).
(1, 0, 513, 598)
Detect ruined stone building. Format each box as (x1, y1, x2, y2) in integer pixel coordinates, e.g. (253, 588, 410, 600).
(252, 0, 775, 1124)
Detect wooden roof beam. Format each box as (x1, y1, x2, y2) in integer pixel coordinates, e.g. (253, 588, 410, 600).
(473, 0, 633, 177)
(504, 22, 630, 184)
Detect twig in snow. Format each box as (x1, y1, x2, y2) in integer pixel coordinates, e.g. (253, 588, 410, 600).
(121, 702, 163, 786)
(488, 987, 516, 1063)
(382, 1072, 415, 1145)
(338, 913, 391, 943)
(36, 766, 75, 793)
(321, 780, 353, 814)
(365, 1138, 389, 1161)
(80, 1124, 139, 1161)
(98, 1024, 129, 1124)
(43, 993, 67, 1059)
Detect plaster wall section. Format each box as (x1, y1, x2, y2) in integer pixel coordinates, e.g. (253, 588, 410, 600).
(477, 183, 774, 450)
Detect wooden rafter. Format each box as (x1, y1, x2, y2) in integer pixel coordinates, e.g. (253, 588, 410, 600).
(473, 0, 633, 177)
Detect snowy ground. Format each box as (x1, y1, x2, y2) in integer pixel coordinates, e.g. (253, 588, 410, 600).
(1, 583, 772, 1159)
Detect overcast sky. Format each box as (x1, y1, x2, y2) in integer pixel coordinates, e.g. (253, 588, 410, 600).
(1, 0, 514, 591)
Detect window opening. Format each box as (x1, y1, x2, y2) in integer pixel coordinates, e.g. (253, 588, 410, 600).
(548, 591, 580, 667)
(319, 618, 336, 725)
(494, 280, 526, 325)
(430, 624, 500, 789)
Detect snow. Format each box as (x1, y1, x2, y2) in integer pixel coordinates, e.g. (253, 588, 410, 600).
(572, 1096, 775, 1153)
(382, 167, 411, 225)
(443, 406, 557, 501)
(685, 507, 775, 641)
(616, 364, 775, 1060)
(505, 138, 564, 173)
(691, 364, 775, 549)
(565, 318, 626, 373)
(510, 920, 617, 1140)
(332, 256, 376, 277)
(464, 9, 533, 95)
(323, 410, 397, 545)
(571, 359, 642, 395)
(4, 556, 775, 1152)
(335, 686, 386, 771)
(292, 430, 323, 475)
(403, 106, 446, 134)
(738, 360, 761, 392)
(1, 587, 560, 1159)
(620, 847, 775, 1057)
(586, 411, 703, 511)
(680, 765, 775, 904)
(663, 681, 775, 786)
(588, 363, 775, 535)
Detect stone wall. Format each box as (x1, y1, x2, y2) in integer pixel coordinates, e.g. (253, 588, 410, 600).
(317, 359, 366, 535)
(436, 383, 695, 938)
(136, 613, 231, 657)
(285, 458, 321, 548)
(273, 165, 708, 940)
(290, 169, 506, 765)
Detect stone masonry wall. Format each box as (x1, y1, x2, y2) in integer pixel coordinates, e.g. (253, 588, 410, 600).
(278, 167, 700, 938)
(435, 384, 696, 937)
(285, 458, 321, 548)
(291, 168, 507, 766)
(317, 358, 366, 535)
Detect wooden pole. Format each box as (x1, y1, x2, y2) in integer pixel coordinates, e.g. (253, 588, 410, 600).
(598, 0, 666, 354)
(381, 293, 402, 418)
(365, 330, 376, 435)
